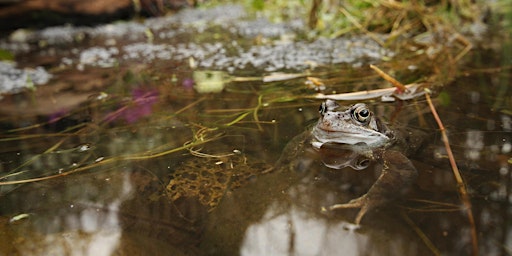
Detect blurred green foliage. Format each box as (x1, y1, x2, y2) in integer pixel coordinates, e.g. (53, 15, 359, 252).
(200, 0, 509, 41)
(0, 49, 14, 61)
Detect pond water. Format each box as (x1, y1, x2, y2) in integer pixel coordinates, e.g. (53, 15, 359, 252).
(0, 4, 511, 256)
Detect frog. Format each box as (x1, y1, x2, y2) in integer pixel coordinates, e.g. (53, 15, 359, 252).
(199, 100, 422, 253)
(309, 99, 418, 225)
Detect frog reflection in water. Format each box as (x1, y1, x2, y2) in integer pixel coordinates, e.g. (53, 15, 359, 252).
(308, 100, 417, 224)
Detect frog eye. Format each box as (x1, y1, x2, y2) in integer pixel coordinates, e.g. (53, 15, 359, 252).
(353, 105, 371, 123)
(319, 102, 327, 115)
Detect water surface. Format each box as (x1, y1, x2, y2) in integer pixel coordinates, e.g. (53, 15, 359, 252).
(0, 4, 511, 256)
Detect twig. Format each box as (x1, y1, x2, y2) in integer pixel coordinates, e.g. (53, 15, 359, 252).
(339, 7, 385, 46)
(253, 95, 264, 131)
(174, 96, 206, 115)
(0, 132, 223, 185)
(370, 64, 408, 93)
(424, 89, 478, 256)
(312, 83, 425, 101)
(401, 211, 440, 256)
(0, 139, 66, 181)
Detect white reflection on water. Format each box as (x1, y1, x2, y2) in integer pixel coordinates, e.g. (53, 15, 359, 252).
(10, 171, 133, 256)
(465, 130, 484, 160)
(240, 203, 413, 256)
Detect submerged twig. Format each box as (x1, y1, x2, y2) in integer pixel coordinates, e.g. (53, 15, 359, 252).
(424, 89, 478, 256)
(174, 96, 206, 115)
(401, 211, 440, 256)
(253, 95, 264, 131)
(225, 111, 252, 127)
(404, 198, 461, 212)
(0, 131, 223, 185)
(0, 139, 66, 181)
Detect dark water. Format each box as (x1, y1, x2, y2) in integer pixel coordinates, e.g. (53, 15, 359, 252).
(0, 5, 511, 256)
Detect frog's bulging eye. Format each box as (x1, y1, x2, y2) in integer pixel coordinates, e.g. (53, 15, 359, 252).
(319, 102, 327, 115)
(353, 105, 370, 123)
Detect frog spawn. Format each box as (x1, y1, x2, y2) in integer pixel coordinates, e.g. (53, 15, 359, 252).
(166, 155, 271, 211)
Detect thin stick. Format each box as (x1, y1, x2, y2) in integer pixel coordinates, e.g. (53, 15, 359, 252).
(401, 211, 440, 256)
(424, 90, 478, 255)
(339, 7, 385, 46)
(370, 64, 408, 93)
(0, 132, 223, 185)
(312, 83, 424, 101)
(253, 95, 264, 131)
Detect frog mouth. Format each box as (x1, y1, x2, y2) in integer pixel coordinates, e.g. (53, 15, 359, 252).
(312, 126, 390, 148)
(315, 124, 373, 134)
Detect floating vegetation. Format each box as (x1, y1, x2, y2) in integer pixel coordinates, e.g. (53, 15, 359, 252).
(193, 70, 230, 93)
